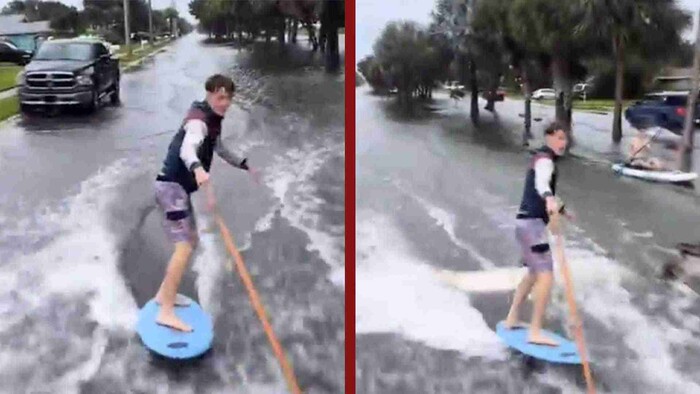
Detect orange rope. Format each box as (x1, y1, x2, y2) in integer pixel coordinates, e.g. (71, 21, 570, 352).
(207, 185, 302, 394)
(552, 215, 595, 394)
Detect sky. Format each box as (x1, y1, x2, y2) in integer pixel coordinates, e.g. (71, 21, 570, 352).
(0, 0, 197, 22)
(1, 0, 699, 54)
(356, 0, 700, 62)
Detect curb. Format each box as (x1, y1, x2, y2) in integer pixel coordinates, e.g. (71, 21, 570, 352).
(0, 113, 20, 127)
(121, 45, 170, 72)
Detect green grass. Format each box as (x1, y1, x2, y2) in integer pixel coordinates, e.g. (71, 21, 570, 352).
(118, 40, 171, 65)
(0, 95, 19, 122)
(536, 98, 636, 113)
(0, 65, 22, 92)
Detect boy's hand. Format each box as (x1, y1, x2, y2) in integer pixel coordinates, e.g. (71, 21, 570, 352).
(194, 167, 210, 186)
(546, 196, 559, 214)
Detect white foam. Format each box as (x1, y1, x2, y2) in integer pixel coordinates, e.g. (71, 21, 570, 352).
(0, 159, 138, 330)
(190, 209, 227, 317)
(415, 195, 496, 269)
(556, 236, 700, 393)
(390, 180, 496, 269)
(0, 159, 140, 389)
(263, 142, 345, 284)
(356, 211, 505, 359)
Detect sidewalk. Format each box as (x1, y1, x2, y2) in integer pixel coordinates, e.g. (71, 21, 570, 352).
(0, 88, 16, 100)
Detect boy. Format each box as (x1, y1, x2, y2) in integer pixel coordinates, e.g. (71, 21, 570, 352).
(627, 126, 665, 171)
(153, 74, 259, 332)
(503, 121, 570, 346)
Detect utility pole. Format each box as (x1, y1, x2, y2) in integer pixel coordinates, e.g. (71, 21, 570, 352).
(148, 0, 153, 45)
(680, 9, 700, 172)
(171, 0, 177, 38)
(123, 0, 131, 55)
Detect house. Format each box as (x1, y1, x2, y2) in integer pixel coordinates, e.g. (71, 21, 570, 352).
(0, 14, 51, 53)
(653, 67, 695, 92)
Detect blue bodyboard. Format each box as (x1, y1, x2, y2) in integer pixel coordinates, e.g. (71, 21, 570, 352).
(136, 295, 213, 359)
(496, 321, 581, 364)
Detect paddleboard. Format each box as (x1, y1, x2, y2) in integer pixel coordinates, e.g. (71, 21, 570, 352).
(136, 294, 213, 359)
(612, 163, 698, 183)
(496, 321, 581, 364)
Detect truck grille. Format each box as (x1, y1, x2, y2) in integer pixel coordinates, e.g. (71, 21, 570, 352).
(25, 72, 76, 90)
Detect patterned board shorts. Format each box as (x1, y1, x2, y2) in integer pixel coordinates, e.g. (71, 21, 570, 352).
(154, 181, 198, 245)
(515, 218, 553, 274)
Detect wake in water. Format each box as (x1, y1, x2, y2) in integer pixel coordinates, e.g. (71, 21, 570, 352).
(359, 175, 700, 393)
(0, 159, 140, 391)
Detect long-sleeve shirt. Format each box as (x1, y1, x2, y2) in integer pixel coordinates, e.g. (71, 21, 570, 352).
(179, 119, 247, 171)
(533, 157, 554, 198)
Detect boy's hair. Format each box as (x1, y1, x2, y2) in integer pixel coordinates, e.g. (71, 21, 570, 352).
(544, 121, 566, 136)
(205, 74, 235, 96)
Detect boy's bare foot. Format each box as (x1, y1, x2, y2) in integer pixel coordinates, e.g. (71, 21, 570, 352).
(503, 318, 528, 329)
(528, 333, 559, 347)
(156, 310, 193, 332)
(155, 293, 191, 307)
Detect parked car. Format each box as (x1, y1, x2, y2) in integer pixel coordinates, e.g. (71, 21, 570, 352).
(445, 80, 465, 91)
(532, 88, 556, 100)
(0, 41, 32, 65)
(624, 91, 700, 133)
(16, 38, 120, 113)
(482, 87, 506, 101)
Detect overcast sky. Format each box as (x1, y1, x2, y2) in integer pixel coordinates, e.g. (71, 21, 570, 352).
(357, 0, 700, 62)
(0, 0, 196, 22)
(1, 0, 699, 55)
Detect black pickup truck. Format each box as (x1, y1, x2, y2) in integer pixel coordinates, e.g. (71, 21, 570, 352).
(16, 38, 120, 113)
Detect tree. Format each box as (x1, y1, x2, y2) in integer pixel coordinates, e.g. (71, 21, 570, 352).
(431, 0, 483, 123)
(358, 55, 388, 92)
(472, 0, 545, 143)
(509, 0, 590, 145)
(2, 1, 84, 34)
(580, 0, 691, 143)
(1, 0, 27, 15)
(374, 22, 427, 107)
(373, 21, 448, 109)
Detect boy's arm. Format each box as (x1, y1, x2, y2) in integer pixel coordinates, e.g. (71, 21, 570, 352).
(534, 157, 554, 198)
(215, 134, 249, 171)
(180, 119, 207, 172)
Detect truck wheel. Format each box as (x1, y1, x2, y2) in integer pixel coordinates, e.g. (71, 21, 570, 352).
(85, 90, 99, 113)
(110, 80, 120, 105)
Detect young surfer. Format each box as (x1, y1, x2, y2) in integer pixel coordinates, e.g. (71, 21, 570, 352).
(503, 121, 571, 346)
(153, 74, 259, 332)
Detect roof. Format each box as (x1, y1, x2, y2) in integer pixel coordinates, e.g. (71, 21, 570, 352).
(644, 90, 690, 97)
(655, 67, 695, 80)
(0, 14, 51, 36)
(45, 38, 106, 45)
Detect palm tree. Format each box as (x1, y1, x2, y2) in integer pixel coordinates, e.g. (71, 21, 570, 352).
(473, 0, 536, 143)
(509, 0, 589, 145)
(580, 0, 691, 143)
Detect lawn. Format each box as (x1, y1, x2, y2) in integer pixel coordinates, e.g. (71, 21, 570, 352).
(117, 40, 171, 65)
(0, 95, 19, 122)
(0, 65, 22, 91)
(502, 92, 635, 113)
(535, 98, 636, 113)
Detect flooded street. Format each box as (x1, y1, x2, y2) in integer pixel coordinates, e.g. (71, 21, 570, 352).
(356, 86, 700, 393)
(0, 33, 344, 393)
